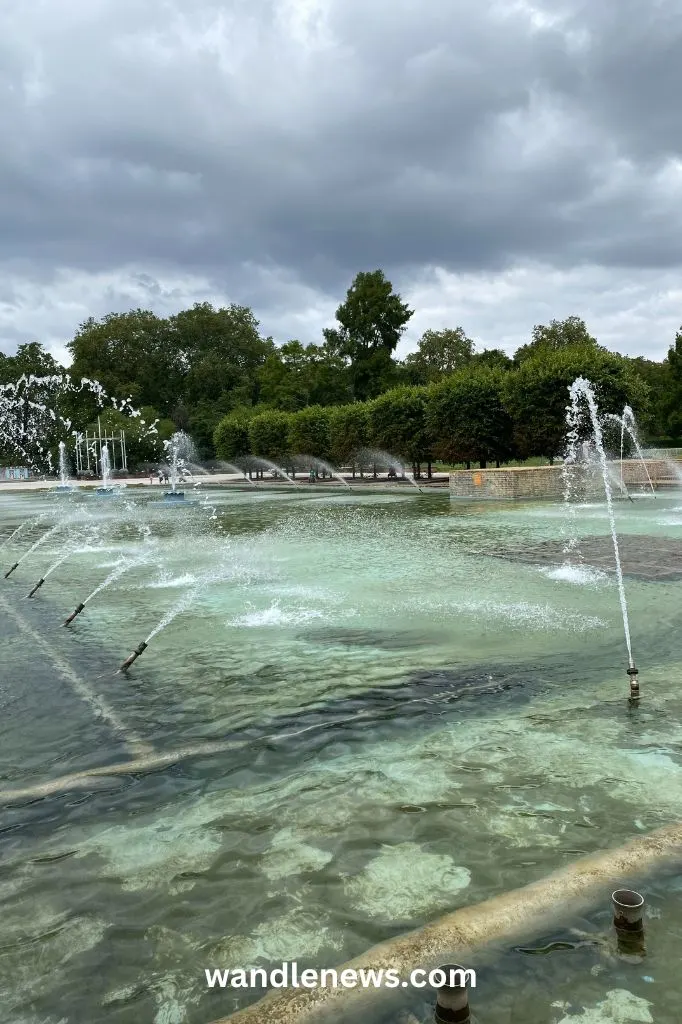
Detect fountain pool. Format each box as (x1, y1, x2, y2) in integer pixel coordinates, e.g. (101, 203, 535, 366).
(1, 485, 682, 1023)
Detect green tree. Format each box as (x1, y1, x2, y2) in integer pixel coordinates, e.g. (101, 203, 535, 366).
(403, 327, 474, 384)
(367, 386, 433, 473)
(627, 356, 670, 439)
(323, 270, 413, 401)
(68, 310, 180, 414)
(288, 405, 333, 459)
(427, 368, 516, 468)
(470, 348, 514, 371)
(514, 316, 600, 363)
(170, 303, 274, 409)
(214, 416, 251, 462)
(248, 410, 292, 463)
(664, 328, 682, 437)
(502, 347, 650, 460)
(329, 403, 370, 468)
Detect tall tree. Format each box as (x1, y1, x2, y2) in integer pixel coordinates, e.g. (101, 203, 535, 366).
(323, 270, 413, 401)
(403, 327, 474, 383)
(514, 316, 600, 363)
(68, 309, 180, 413)
(664, 327, 682, 437)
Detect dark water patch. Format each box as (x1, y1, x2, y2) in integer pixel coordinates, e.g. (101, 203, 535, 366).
(496, 534, 682, 582)
(298, 626, 443, 650)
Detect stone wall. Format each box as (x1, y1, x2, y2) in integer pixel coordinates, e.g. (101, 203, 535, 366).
(449, 460, 678, 499)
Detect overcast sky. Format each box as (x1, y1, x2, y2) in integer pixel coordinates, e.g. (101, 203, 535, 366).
(2, 0, 682, 365)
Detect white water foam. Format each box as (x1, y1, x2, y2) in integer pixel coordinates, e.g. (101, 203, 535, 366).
(230, 600, 326, 628)
(540, 564, 609, 586)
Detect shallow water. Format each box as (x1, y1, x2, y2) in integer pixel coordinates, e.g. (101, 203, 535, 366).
(1, 486, 682, 1023)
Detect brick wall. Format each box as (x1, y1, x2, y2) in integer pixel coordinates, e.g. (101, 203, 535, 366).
(449, 460, 678, 499)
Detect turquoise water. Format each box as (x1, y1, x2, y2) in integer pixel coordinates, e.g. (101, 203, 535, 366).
(1, 485, 682, 1023)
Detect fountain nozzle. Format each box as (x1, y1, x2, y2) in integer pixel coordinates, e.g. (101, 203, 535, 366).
(4, 562, 19, 579)
(627, 663, 640, 702)
(119, 641, 148, 673)
(27, 577, 45, 598)
(63, 602, 85, 626)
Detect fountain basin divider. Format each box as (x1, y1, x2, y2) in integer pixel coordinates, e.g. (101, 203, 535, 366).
(449, 460, 681, 499)
(209, 820, 682, 1024)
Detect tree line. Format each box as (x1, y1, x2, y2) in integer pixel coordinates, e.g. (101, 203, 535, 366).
(1, 268, 681, 470)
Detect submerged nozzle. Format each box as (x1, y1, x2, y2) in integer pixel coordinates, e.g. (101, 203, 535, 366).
(433, 964, 471, 1024)
(627, 664, 640, 702)
(119, 640, 148, 673)
(63, 602, 85, 626)
(27, 577, 45, 598)
(4, 562, 19, 578)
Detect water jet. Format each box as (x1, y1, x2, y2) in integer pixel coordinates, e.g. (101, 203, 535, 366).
(120, 640, 148, 672)
(27, 577, 45, 598)
(64, 602, 85, 626)
(565, 380, 638, 703)
(4, 561, 19, 578)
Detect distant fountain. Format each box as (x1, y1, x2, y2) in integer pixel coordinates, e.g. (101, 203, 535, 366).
(356, 448, 423, 491)
(294, 455, 351, 488)
(54, 441, 73, 492)
(96, 444, 115, 495)
(602, 409, 655, 497)
(162, 431, 197, 500)
(565, 378, 639, 702)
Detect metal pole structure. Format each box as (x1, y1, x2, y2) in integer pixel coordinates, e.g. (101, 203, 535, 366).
(121, 430, 127, 472)
(98, 417, 103, 477)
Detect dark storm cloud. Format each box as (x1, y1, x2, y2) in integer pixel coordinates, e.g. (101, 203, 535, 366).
(0, 0, 681, 356)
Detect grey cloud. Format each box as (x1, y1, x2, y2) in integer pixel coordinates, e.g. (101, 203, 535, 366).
(0, 0, 681, 355)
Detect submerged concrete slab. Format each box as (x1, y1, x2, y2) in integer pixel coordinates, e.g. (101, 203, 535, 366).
(496, 534, 682, 582)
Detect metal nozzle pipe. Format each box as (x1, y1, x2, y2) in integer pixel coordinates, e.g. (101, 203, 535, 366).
(27, 577, 45, 598)
(4, 562, 19, 579)
(433, 964, 471, 1024)
(63, 602, 85, 626)
(119, 641, 148, 673)
(612, 888, 646, 957)
(612, 888, 645, 931)
(627, 664, 640, 702)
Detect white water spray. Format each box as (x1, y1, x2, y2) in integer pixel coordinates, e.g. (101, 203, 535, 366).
(567, 379, 634, 670)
